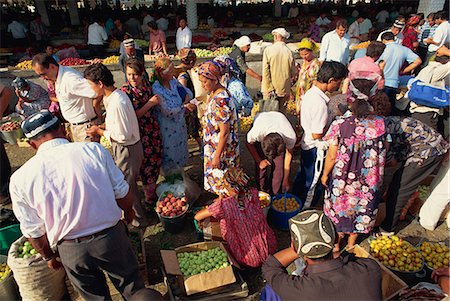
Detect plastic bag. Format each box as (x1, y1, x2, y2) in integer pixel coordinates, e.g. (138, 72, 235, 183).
(156, 172, 201, 205)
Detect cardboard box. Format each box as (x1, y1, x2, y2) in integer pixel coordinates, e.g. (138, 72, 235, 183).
(160, 241, 240, 296)
(348, 245, 408, 300)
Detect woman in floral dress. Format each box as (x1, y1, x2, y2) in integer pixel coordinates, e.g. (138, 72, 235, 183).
(121, 58, 162, 204)
(198, 61, 240, 196)
(321, 79, 391, 249)
(152, 57, 190, 173)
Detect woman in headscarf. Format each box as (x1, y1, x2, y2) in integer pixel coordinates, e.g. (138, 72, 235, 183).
(229, 35, 262, 83)
(174, 48, 202, 151)
(402, 15, 420, 51)
(321, 77, 391, 250)
(152, 57, 191, 173)
(198, 61, 240, 196)
(294, 38, 321, 111)
(214, 55, 253, 118)
(121, 59, 162, 205)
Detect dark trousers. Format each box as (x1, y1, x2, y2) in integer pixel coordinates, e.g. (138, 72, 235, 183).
(89, 44, 105, 59)
(292, 147, 323, 207)
(416, 45, 429, 73)
(383, 86, 407, 116)
(58, 221, 145, 300)
(0, 141, 11, 197)
(254, 142, 284, 195)
(381, 155, 443, 232)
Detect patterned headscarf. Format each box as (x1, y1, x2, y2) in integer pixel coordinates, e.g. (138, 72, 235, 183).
(407, 15, 420, 26)
(197, 61, 224, 81)
(178, 48, 197, 65)
(348, 72, 383, 104)
(213, 55, 241, 79)
(154, 57, 173, 75)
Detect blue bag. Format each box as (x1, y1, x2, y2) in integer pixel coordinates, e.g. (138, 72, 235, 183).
(408, 79, 450, 108)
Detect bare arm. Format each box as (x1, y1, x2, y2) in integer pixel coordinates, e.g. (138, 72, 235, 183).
(116, 189, 135, 224)
(135, 94, 159, 118)
(321, 144, 338, 185)
(274, 245, 299, 267)
(194, 207, 212, 221)
(162, 41, 168, 56)
(28, 234, 62, 270)
(93, 96, 102, 118)
(402, 57, 422, 74)
(282, 148, 293, 192)
(312, 133, 324, 140)
(246, 68, 262, 82)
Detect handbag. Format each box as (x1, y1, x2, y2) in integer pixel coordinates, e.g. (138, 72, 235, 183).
(408, 79, 450, 109)
(258, 93, 280, 112)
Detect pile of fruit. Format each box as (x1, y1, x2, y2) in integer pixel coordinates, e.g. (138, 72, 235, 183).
(370, 235, 423, 272)
(351, 41, 371, 50)
(102, 55, 119, 64)
(135, 39, 149, 49)
(213, 30, 227, 39)
(198, 24, 212, 30)
(59, 57, 89, 66)
(272, 196, 300, 212)
(156, 193, 188, 218)
(109, 39, 121, 49)
(259, 192, 271, 209)
(192, 35, 211, 44)
(262, 33, 274, 42)
(420, 242, 450, 270)
(0, 121, 21, 132)
(177, 247, 230, 276)
(0, 263, 11, 281)
(100, 136, 111, 148)
(15, 60, 32, 70)
(17, 241, 38, 259)
(193, 47, 232, 58)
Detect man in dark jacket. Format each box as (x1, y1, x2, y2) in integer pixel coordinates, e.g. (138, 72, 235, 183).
(119, 38, 146, 80)
(262, 210, 383, 301)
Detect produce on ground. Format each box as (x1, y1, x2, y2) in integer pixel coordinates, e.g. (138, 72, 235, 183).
(259, 193, 271, 209)
(370, 235, 423, 272)
(177, 247, 230, 276)
(156, 193, 188, 217)
(17, 241, 38, 259)
(262, 33, 274, 42)
(0, 121, 21, 132)
(15, 60, 32, 70)
(0, 263, 11, 281)
(272, 197, 300, 212)
(102, 55, 119, 64)
(59, 57, 89, 66)
(193, 47, 232, 58)
(420, 242, 450, 270)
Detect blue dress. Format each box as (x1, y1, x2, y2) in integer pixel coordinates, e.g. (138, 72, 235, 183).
(227, 77, 253, 117)
(152, 79, 188, 172)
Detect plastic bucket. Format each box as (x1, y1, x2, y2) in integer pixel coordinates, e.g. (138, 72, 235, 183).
(269, 194, 303, 230)
(0, 255, 20, 300)
(157, 209, 189, 234)
(0, 224, 22, 256)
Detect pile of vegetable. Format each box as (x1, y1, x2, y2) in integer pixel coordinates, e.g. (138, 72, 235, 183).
(135, 39, 149, 49)
(0, 263, 11, 281)
(272, 197, 300, 212)
(262, 33, 274, 42)
(177, 247, 230, 276)
(17, 241, 38, 259)
(15, 60, 32, 70)
(59, 57, 89, 66)
(0, 121, 21, 132)
(102, 55, 119, 64)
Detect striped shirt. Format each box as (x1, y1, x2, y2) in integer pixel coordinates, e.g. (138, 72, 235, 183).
(418, 22, 437, 46)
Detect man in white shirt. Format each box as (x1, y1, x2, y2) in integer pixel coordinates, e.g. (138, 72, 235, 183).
(10, 110, 144, 300)
(84, 63, 146, 229)
(377, 19, 405, 44)
(425, 11, 450, 64)
(31, 53, 102, 142)
(292, 61, 348, 207)
(316, 13, 331, 27)
(319, 20, 351, 65)
(246, 111, 296, 195)
(7, 19, 29, 47)
(359, 17, 373, 41)
(348, 16, 364, 47)
(176, 18, 192, 51)
(87, 18, 108, 58)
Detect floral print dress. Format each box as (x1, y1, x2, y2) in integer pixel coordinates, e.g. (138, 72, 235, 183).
(121, 82, 162, 202)
(152, 79, 188, 173)
(203, 89, 240, 196)
(323, 115, 387, 234)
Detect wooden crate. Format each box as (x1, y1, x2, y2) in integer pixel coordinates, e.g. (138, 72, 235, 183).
(348, 245, 408, 301)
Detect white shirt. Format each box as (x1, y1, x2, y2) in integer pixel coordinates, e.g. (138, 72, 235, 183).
(319, 30, 350, 64)
(376, 10, 389, 23)
(10, 139, 128, 247)
(359, 18, 372, 35)
(103, 89, 140, 146)
(348, 21, 360, 46)
(377, 29, 404, 44)
(7, 21, 28, 39)
(429, 21, 450, 52)
(55, 65, 98, 124)
(247, 112, 297, 150)
(316, 17, 331, 26)
(87, 22, 107, 46)
(157, 18, 169, 31)
(300, 86, 330, 150)
(176, 26, 192, 50)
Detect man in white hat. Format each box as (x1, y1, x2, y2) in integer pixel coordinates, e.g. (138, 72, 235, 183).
(261, 28, 295, 114)
(229, 35, 262, 83)
(376, 19, 405, 44)
(119, 38, 146, 78)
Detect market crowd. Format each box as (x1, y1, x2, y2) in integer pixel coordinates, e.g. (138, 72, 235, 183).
(0, 3, 449, 301)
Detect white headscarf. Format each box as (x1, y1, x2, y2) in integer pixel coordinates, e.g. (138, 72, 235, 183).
(234, 36, 251, 48)
(271, 28, 290, 39)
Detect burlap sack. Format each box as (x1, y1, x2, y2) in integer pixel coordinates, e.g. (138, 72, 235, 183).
(7, 236, 66, 301)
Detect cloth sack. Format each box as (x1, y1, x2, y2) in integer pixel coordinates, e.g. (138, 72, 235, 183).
(7, 236, 66, 301)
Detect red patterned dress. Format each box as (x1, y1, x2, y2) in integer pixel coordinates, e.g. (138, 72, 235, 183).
(208, 188, 277, 268)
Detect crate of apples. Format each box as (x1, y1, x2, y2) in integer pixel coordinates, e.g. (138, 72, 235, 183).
(370, 235, 423, 272)
(421, 242, 450, 270)
(272, 196, 301, 212)
(156, 192, 188, 218)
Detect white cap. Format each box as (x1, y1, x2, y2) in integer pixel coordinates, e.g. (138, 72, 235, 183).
(233, 35, 251, 48)
(123, 39, 135, 48)
(271, 28, 290, 39)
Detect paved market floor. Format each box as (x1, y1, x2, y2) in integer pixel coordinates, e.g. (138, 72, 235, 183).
(3, 120, 449, 300)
